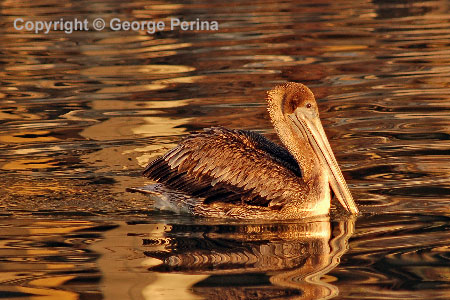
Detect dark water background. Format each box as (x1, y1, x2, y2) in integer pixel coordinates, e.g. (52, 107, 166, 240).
(0, 0, 449, 299)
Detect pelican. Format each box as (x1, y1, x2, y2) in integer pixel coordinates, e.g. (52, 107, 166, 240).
(131, 82, 358, 219)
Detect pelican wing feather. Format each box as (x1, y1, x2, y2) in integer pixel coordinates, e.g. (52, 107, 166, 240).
(143, 127, 307, 209)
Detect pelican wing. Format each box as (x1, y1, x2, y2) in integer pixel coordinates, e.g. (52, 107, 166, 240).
(143, 127, 307, 209)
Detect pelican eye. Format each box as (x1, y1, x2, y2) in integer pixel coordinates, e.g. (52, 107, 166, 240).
(306, 103, 312, 108)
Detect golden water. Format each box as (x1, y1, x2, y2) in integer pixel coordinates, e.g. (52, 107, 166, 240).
(0, 0, 449, 299)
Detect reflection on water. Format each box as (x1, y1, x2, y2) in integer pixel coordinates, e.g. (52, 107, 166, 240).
(0, 219, 114, 299)
(138, 217, 354, 300)
(1, 214, 448, 299)
(0, 0, 449, 298)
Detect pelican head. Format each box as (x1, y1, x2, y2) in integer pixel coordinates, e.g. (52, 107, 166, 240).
(267, 82, 358, 214)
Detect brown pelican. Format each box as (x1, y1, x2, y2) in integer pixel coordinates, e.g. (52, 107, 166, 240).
(132, 82, 358, 219)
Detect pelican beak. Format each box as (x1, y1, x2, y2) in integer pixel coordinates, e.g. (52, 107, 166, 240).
(288, 108, 359, 214)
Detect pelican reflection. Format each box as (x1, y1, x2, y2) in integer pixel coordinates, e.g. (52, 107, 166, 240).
(141, 216, 355, 300)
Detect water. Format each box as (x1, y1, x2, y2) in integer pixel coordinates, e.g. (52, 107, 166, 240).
(0, 0, 449, 299)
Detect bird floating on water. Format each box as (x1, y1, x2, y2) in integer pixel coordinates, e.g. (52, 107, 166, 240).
(129, 82, 358, 219)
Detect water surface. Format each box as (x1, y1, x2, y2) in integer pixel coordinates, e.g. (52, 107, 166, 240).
(0, 0, 449, 299)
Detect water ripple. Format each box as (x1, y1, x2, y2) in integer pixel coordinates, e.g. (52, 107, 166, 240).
(1, 0, 450, 298)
